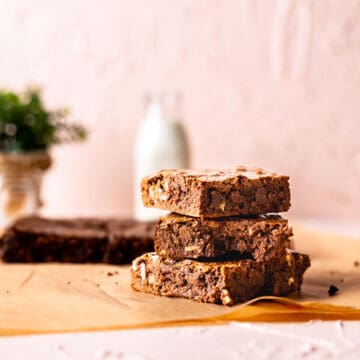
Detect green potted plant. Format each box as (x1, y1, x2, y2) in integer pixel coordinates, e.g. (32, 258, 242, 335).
(0, 87, 87, 225)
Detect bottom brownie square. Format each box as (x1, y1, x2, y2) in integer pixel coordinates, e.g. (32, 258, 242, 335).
(131, 250, 310, 305)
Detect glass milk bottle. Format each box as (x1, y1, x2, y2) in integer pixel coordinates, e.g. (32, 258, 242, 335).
(134, 93, 190, 220)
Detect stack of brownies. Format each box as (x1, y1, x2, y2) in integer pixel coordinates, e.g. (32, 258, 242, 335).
(131, 166, 310, 305)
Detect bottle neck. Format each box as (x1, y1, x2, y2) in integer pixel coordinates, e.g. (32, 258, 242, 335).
(146, 101, 163, 122)
(144, 92, 182, 124)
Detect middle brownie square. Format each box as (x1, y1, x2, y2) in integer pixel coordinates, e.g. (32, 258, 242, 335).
(155, 213, 292, 261)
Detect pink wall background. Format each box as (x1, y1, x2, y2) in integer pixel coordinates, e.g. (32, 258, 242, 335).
(0, 0, 359, 221)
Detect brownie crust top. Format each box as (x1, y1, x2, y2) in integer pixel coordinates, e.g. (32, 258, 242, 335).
(144, 165, 288, 184)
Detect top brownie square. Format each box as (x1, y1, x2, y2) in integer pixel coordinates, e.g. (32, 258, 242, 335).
(141, 166, 290, 217)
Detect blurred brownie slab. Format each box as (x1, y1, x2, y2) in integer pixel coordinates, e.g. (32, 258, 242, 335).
(155, 213, 292, 261)
(141, 166, 290, 218)
(104, 219, 156, 264)
(0, 217, 155, 264)
(131, 250, 310, 305)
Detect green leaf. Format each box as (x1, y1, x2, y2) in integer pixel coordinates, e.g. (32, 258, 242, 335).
(0, 87, 87, 152)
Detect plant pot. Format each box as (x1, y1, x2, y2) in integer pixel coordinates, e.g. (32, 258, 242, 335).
(0, 151, 51, 227)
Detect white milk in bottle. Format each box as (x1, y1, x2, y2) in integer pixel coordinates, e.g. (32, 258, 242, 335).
(134, 93, 190, 220)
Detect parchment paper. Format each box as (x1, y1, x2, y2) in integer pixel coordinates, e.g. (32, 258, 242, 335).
(0, 224, 359, 335)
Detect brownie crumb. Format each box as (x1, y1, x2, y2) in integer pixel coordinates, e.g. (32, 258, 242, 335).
(107, 272, 114, 276)
(328, 285, 339, 296)
(354, 260, 359, 267)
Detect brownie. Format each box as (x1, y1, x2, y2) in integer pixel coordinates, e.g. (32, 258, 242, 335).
(131, 250, 310, 305)
(141, 166, 290, 218)
(155, 213, 292, 261)
(104, 219, 156, 264)
(0, 216, 155, 264)
(264, 250, 311, 296)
